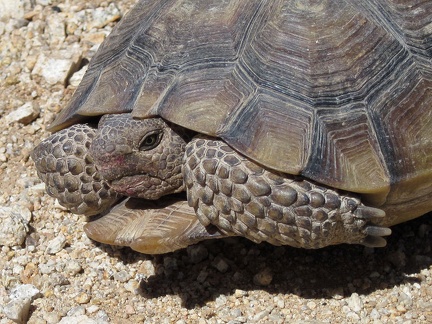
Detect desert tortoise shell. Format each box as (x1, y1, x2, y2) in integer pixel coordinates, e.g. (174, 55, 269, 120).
(32, 0, 432, 253)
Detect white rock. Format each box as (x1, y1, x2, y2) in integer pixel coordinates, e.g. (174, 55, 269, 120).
(348, 293, 364, 313)
(58, 315, 97, 324)
(369, 308, 380, 319)
(2, 298, 32, 324)
(113, 270, 131, 283)
(47, 13, 66, 45)
(38, 262, 55, 275)
(123, 279, 140, 294)
(0, 206, 31, 247)
(43, 311, 62, 324)
(140, 260, 156, 277)
(5, 102, 40, 125)
(36, 0, 52, 5)
(10, 284, 40, 301)
(69, 65, 88, 87)
(0, 0, 27, 19)
(95, 310, 110, 323)
(86, 305, 100, 314)
(45, 234, 66, 254)
(64, 260, 82, 275)
(32, 49, 82, 85)
(67, 306, 86, 317)
(3, 284, 40, 324)
(251, 310, 270, 322)
(346, 311, 360, 321)
(88, 3, 121, 29)
(28, 183, 47, 195)
(215, 295, 227, 308)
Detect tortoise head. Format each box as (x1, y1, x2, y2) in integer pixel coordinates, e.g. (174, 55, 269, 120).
(89, 113, 190, 199)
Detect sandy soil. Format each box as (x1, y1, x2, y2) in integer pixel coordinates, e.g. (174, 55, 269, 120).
(1, 1, 432, 323)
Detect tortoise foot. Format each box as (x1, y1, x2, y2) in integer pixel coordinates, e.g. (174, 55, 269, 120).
(31, 124, 120, 216)
(184, 136, 392, 249)
(84, 196, 228, 254)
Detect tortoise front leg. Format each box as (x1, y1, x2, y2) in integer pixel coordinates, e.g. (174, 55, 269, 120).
(183, 136, 392, 249)
(32, 124, 228, 254)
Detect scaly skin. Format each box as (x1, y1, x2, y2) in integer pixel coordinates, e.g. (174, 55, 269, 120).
(32, 114, 391, 250)
(89, 114, 191, 200)
(183, 136, 390, 248)
(31, 124, 120, 216)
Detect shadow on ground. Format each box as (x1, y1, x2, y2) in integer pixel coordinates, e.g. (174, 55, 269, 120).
(95, 213, 432, 309)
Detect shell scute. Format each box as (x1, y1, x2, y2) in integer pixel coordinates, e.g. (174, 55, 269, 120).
(50, 0, 432, 201)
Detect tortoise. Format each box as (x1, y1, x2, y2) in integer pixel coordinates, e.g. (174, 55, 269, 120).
(32, 0, 432, 254)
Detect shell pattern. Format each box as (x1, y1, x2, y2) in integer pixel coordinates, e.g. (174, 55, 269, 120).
(50, 0, 432, 221)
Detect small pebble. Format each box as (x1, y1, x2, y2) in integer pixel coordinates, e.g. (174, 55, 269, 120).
(124, 279, 140, 294)
(10, 284, 40, 300)
(58, 315, 97, 324)
(45, 234, 66, 254)
(113, 270, 131, 282)
(3, 298, 32, 324)
(65, 260, 82, 275)
(307, 301, 317, 310)
(125, 304, 135, 315)
(253, 268, 273, 286)
(196, 270, 208, 283)
(348, 293, 363, 313)
(32, 50, 82, 85)
(86, 305, 100, 314)
(5, 102, 40, 125)
(69, 65, 88, 87)
(75, 292, 91, 304)
(67, 306, 86, 317)
(0, 206, 31, 246)
(187, 244, 209, 264)
(211, 256, 229, 273)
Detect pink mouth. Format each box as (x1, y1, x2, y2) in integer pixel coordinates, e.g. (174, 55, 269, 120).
(110, 174, 163, 199)
(111, 175, 151, 196)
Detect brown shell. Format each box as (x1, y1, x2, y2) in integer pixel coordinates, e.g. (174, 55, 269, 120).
(50, 0, 432, 208)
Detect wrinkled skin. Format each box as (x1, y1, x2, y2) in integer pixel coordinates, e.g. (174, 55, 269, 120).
(89, 114, 191, 200)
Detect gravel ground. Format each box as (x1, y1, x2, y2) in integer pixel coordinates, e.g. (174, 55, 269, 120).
(1, 1, 432, 323)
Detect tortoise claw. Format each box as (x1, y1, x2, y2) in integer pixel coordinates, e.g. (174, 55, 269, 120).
(361, 235, 388, 248)
(364, 225, 392, 237)
(354, 206, 386, 220)
(356, 207, 391, 247)
(361, 225, 392, 247)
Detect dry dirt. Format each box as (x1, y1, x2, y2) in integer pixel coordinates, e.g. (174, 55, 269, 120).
(1, 1, 432, 323)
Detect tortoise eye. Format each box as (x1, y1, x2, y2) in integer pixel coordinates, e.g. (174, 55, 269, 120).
(140, 131, 162, 151)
